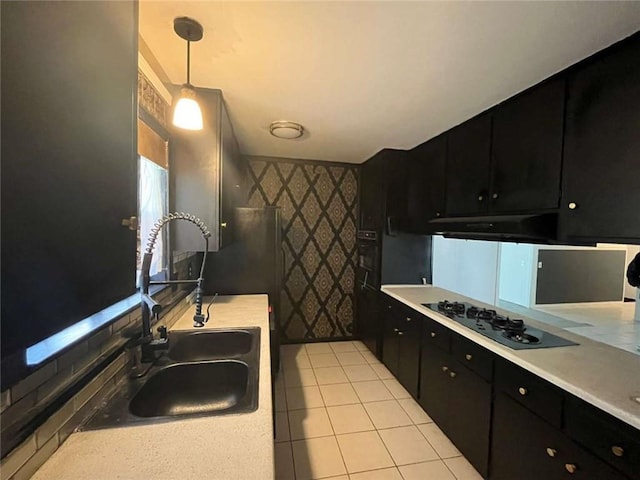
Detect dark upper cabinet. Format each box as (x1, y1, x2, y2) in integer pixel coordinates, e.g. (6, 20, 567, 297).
(406, 135, 447, 231)
(173, 89, 247, 251)
(560, 33, 640, 244)
(490, 77, 565, 213)
(445, 114, 492, 216)
(1, 1, 138, 375)
(359, 149, 407, 233)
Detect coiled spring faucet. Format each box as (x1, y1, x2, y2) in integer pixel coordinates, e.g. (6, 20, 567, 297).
(139, 212, 211, 362)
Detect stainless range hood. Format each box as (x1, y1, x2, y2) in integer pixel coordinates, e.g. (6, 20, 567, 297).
(428, 213, 558, 243)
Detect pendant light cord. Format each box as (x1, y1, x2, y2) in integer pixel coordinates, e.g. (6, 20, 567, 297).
(186, 40, 191, 85)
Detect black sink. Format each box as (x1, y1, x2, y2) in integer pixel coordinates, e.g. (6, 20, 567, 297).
(80, 327, 261, 430)
(168, 330, 253, 361)
(129, 360, 249, 417)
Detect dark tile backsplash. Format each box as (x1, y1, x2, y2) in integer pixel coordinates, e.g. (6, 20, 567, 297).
(0, 252, 198, 479)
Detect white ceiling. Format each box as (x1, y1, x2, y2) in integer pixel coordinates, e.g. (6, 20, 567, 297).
(139, 1, 640, 164)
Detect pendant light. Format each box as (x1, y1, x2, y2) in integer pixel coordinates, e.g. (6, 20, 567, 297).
(172, 17, 204, 130)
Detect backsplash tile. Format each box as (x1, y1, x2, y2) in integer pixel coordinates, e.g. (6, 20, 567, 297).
(0, 254, 196, 478)
(247, 156, 358, 341)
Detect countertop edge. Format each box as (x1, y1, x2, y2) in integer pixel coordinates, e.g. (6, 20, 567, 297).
(381, 285, 640, 431)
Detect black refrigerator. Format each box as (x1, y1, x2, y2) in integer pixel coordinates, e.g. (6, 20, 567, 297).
(202, 207, 283, 372)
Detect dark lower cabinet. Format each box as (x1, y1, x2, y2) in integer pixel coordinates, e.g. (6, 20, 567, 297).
(381, 298, 420, 398)
(492, 393, 626, 480)
(419, 324, 491, 478)
(356, 286, 381, 357)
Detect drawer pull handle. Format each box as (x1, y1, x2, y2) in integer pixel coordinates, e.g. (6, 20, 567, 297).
(430, 332, 436, 338)
(397, 331, 404, 336)
(406, 317, 412, 322)
(518, 387, 528, 396)
(565, 464, 577, 474)
(465, 354, 473, 361)
(449, 371, 457, 379)
(611, 445, 624, 457)
(393, 328, 399, 333)
(442, 366, 449, 373)
(546, 448, 557, 458)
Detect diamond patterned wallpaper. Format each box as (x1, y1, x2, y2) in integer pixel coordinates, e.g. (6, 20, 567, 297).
(246, 156, 358, 341)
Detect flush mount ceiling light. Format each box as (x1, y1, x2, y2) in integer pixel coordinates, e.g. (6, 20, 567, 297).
(172, 17, 204, 131)
(269, 121, 304, 139)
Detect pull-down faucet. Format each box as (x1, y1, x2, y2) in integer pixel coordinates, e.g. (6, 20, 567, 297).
(139, 212, 211, 363)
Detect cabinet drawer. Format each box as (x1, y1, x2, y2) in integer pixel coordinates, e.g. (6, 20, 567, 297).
(451, 333, 493, 382)
(495, 360, 563, 428)
(565, 397, 640, 480)
(422, 315, 451, 352)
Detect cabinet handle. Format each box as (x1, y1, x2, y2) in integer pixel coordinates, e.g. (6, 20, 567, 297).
(518, 387, 528, 396)
(611, 445, 624, 457)
(405, 317, 412, 322)
(492, 193, 499, 200)
(220, 222, 228, 228)
(465, 354, 473, 361)
(436, 212, 441, 217)
(393, 328, 399, 333)
(568, 202, 578, 210)
(564, 464, 578, 474)
(430, 332, 436, 338)
(546, 447, 557, 458)
(442, 366, 449, 373)
(478, 194, 484, 202)
(449, 371, 457, 379)
(121, 215, 138, 231)
(397, 331, 404, 336)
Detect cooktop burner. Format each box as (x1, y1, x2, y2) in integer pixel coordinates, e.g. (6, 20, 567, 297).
(422, 300, 578, 350)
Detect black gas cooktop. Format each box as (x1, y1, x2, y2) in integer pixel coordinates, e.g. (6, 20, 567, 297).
(422, 300, 578, 350)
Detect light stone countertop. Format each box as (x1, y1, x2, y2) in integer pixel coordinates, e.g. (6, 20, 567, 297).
(382, 285, 640, 430)
(32, 294, 273, 480)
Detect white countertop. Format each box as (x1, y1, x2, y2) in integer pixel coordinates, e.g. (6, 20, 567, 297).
(32, 294, 274, 480)
(382, 285, 640, 430)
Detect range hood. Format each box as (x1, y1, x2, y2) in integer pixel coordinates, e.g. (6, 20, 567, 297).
(428, 213, 558, 243)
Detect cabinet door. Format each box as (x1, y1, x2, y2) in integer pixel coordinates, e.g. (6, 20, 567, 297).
(359, 152, 385, 231)
(356, 287, 381, 357)
(219, 101, 246, 248)
(1, 1, 138, 369)
(445, 115, 492, 216)
(396, 309, 421, 398)
(560, 34, 640, 243)
(491, 78, 565, 213)
(446, 360, 491, 478)
(383, 150, 408, 233)
(381, 300, 400, 377)
(492, 393, 626, 480)
(406, 135, 447, 232)
(419, 342, 451, 431)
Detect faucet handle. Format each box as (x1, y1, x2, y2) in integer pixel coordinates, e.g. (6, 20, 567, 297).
(157, 325, 168, 340)
(193, 313, 206, 328)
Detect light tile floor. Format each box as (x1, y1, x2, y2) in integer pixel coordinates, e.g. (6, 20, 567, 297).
(275, 341, 483, 480)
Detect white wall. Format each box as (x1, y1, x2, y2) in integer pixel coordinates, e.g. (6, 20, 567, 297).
(498, 243, 535, 307)
(432, 236, 499, 304)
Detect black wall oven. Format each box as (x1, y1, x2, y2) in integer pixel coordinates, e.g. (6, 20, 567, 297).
(357, 230, 380, 290)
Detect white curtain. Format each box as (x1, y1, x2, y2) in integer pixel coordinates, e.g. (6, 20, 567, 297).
(138, 156, 168, 279)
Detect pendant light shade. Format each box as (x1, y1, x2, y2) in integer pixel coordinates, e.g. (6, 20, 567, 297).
(173, 85, 203, 130)
(172, 17, 204, 131)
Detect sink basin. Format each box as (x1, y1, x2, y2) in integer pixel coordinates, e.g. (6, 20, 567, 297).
(168, 330, 253, 361)
(129, 360, 249, 418)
